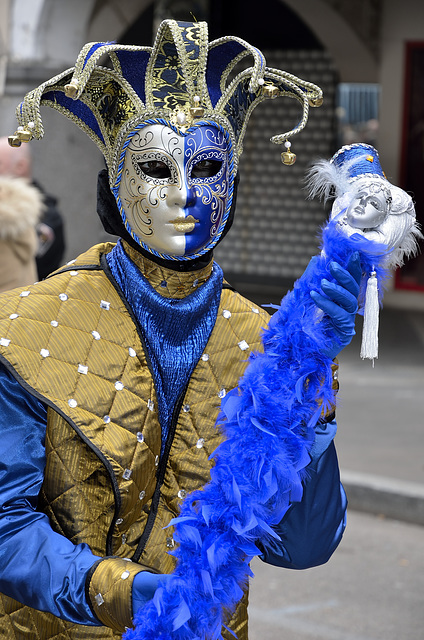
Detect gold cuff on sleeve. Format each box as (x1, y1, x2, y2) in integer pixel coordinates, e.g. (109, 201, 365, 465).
(87, 557, 147, 632)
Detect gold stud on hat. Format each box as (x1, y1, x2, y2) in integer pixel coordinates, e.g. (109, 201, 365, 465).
(64, 80, 79, 99)
(263, 83, 279, 99)
(190, 95, 205, 118)
(309, 96, 323, 108)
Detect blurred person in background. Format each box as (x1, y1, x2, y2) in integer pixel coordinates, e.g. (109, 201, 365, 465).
(0, 136, 66, 279)
(0, 175, 42, 292)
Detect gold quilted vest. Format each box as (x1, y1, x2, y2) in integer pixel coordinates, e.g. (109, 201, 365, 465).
(0, 243, 270, 640)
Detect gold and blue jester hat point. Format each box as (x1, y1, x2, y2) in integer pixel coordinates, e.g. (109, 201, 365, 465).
(9, 19, 323, 260)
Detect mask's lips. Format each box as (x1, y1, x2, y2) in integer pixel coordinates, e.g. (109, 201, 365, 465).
(169, 215, 199, 233)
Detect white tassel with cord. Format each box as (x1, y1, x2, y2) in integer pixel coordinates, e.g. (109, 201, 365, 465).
(360, 270, 379, 363)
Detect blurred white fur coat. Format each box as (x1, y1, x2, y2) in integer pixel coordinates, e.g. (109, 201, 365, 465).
(0, 176, 42, 292)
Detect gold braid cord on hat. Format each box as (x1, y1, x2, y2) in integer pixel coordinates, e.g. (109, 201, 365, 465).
(10, 20, 323, 183)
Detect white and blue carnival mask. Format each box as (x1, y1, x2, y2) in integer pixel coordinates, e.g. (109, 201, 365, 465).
(117, 123, 229, 259)
(307, 143, 420, 264)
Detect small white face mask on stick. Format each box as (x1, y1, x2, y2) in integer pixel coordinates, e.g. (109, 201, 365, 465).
(307, 143, 422, 362)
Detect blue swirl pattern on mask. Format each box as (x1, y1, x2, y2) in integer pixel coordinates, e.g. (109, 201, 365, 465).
(183, 125, 229, 255)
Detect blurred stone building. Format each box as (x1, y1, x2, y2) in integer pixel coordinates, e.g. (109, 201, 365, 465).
(0, 0, 423, 304)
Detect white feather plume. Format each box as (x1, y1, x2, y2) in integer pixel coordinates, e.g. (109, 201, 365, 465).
(306, 153, 379, 203)
(305, 159, 342, 203)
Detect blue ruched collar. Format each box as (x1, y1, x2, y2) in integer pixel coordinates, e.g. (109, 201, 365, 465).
(106, 241, 223, 449)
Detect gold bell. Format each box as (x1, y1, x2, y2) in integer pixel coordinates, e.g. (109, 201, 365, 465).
(190, 106, 205, 118)
(281, 141, 296, 165)
(308, 96, 323, 107)
(281, 150, 296, 165)
(64, 82, 79, 99)
(190, 95, 205, 118)
(8, 135, 22, 148)
(263, 84, 279, 99)
(17, 129, 32, 143)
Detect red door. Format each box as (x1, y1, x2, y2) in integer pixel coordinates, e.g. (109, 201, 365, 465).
(397, 42, 424, 291)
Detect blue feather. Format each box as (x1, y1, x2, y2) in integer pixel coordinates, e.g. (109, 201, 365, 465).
(238, 541, 262, 557)
(250, 416, 277, 437)
(222, 623, 238, 638)
(295, 373, 309, 402)
(201, 569, 214, 597)
(307, 403, 326, 429)
(289, 480, 304, 502)
(167, 515, 196, 527)
(231, 512, 258, 535)
(256, 517, 282, 540)
(202, 504, 211, 526)
(250, 386, 259, 413)
(206, 542, 217, 571)
(178, 524, 203, 548)
(221, 390, 241, 420)
(172, 598, 191, 631)
(295, 446, 312, 471)
(152, 587, 163, 615)
(231, 475, 242, 510)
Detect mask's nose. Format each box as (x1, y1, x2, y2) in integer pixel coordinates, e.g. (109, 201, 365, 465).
(167, 182, 196, 209)
(167, 183, 187, 208)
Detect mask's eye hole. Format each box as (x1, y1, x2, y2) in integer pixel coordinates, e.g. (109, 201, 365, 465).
(191, 159, 222, 178)
(138, 160, 171, 179)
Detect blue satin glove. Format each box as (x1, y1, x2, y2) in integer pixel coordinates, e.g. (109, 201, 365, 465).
(132, 571, 171, 617)
(310, 252, 361, 359)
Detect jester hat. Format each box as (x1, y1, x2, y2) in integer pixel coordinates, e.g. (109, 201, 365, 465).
(10, 19, 323, 258)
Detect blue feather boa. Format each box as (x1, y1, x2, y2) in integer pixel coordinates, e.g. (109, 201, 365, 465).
(124, 222, 389, 640)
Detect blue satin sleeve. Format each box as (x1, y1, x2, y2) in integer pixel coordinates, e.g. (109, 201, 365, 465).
(0, 364, 101, 625)
(260, 419, 347, 569)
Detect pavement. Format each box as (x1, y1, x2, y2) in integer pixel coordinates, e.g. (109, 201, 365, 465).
(336, 305, 424, 526)
(248, 509, 424, 640)
(238, 281, 424, 527)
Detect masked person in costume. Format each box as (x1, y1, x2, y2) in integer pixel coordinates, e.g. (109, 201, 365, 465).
(0, 20, 419, 640)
